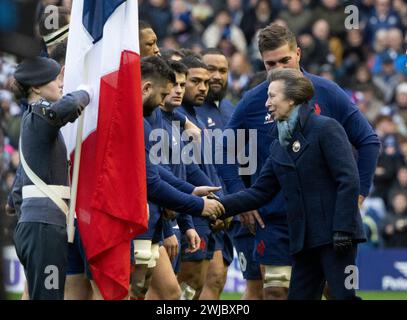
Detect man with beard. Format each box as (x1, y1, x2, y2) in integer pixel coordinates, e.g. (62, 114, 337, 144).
(197, 50, 264, 301)
(175, 56, 225, 299)
(129, 56, 225, 300)
(194, 49, 237, 300)
(145, 60, 222, 299)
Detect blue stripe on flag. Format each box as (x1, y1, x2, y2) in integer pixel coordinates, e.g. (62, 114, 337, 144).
(82, 0, 126, 43)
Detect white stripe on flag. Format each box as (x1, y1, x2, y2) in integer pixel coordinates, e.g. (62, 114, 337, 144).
(62, 0, 140, 155)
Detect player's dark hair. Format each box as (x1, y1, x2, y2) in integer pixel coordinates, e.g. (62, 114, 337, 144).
(49, 42, 67, 65)
(267, 68, 314, 104)
(160, 48, 185, 61)
(201, 48, 224, 57)
(258, 23, 297, 54)
(167, 60, 188, 76)
(139, 20, 152, 32)
(141, 55, 175, 84)
(179, 48, 202, 60)
(180, 56, 208, 70)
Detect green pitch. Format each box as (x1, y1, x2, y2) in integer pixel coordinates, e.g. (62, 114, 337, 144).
(6, 291, 407, 300)
(220, 291, 407, 300)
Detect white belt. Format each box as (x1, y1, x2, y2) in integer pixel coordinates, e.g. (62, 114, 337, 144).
(22, 185, 71, 200)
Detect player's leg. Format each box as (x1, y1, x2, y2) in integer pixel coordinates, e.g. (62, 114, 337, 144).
(21, 281, 29, 300)
(200, 231, 233, 300)
(230, 221, 263, 300)
(65, 224, 92, 300)
(199, 250, 227, 299)
(65, 274, 92, 300)
(242, 280, 263, 300)
(257, 216, 292, 300)
(89, 280, 104, 300)
(261, 264, 291, 300)
(178, 260, 210, 299)
(129, 239, 153, 300)
(146, 245, 181, 300)
(177, 227, 211, 300)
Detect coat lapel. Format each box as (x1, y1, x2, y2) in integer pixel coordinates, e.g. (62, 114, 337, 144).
(286, 103, 313, 162)
(270, 103, 314, 166)
(269, 139, 295, 168)
(286, 131, 309, 162)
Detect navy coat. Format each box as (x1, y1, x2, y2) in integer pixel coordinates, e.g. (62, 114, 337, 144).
(222, 104, 366, 254)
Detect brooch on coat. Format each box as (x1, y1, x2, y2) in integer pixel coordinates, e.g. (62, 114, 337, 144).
(292, 140, 301, 153)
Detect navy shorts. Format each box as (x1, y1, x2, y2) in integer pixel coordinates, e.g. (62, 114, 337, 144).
(230, 221, 262, 280)
(181, 225, 216, 262)
(171, 227, 182, 273)
(135, 203, 161, 240)
(67, 220, 92, 279)
(254, 216, 292, 266)
(213, 230, 234, 266)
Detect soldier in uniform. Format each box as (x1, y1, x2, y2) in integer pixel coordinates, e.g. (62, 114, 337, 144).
(10, 56, 91, 300)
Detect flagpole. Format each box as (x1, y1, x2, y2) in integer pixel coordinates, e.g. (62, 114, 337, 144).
(67, 45, 89, 243)
(67, 112, 85, 243)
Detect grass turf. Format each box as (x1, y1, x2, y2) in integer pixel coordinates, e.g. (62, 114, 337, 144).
(220, 291, 407, 300)
(6, 291, 407, 300)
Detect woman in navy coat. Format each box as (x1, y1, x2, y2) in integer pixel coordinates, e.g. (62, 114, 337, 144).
(220, 68, 366, 299)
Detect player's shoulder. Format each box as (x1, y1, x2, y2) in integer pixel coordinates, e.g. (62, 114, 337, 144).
(304, 71, 343, 94)
(244, 80, 268, 99)
(311, 112, 344, 134)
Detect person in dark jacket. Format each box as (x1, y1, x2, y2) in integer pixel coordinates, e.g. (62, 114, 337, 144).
(220, 68, 366, 300)
(11, 56, 91, 300)
(217, 23, 379, 300)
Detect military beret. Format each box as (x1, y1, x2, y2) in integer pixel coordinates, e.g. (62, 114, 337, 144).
(14, 57, 61, 87)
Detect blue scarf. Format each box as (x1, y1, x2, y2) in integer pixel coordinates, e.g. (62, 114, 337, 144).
(277, 105, 301, 147)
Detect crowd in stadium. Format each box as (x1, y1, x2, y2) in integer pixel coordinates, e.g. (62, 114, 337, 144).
(0, 0, 406, 299)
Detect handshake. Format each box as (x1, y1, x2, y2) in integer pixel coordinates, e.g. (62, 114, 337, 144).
(193, 186, 225, 221)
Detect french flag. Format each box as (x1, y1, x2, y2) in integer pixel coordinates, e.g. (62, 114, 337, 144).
(62, 0, 148, 300)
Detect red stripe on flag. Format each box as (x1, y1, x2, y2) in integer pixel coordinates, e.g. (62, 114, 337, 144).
(74, 50, 148, 300)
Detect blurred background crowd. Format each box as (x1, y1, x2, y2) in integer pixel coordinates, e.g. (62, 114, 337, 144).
(0, 0, 406, 250)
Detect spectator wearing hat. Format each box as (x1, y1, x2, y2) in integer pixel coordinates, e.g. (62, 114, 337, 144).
(10, 56, 91, 300)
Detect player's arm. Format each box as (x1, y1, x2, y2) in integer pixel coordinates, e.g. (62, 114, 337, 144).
(334, 85, 380, 199)
(216, 95, 248, 194)
(220, 155, 280, 218)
